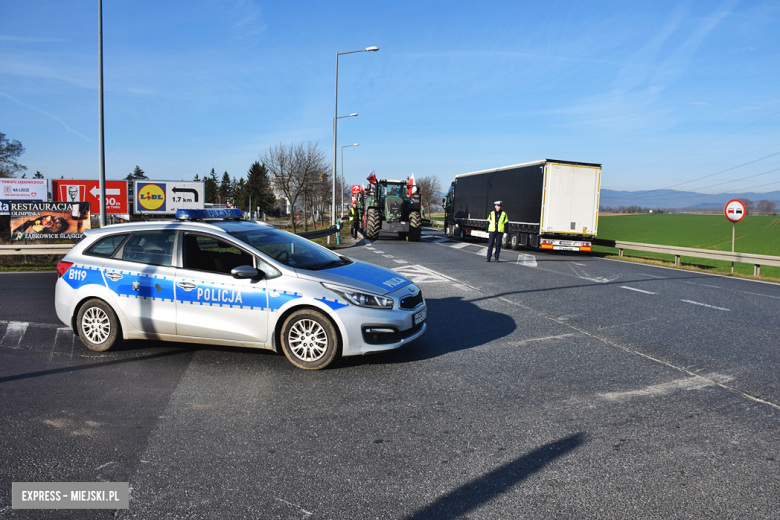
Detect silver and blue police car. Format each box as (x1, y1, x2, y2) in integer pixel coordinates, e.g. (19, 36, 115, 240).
(54, 208, 427, 369)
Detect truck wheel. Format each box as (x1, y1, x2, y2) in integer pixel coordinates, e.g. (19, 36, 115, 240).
(76, 299, 122, 352)
(280, 309, 339, 370)
(511, 234, 520, 250)
(407, 211, 422, 242)
(501, 233, 510, 249)
(459, 226, 466, 241)
(366, 208, 380, 240)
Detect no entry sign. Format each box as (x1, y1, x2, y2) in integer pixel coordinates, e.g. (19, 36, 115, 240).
(724, 199, 746, 223)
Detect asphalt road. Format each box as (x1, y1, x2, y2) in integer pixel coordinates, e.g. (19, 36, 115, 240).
(0, 229, 778, 519)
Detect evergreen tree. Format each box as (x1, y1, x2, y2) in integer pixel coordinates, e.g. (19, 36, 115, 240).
(245, 161, 275, 217)
(204, 168, 218, 204)
(193, 174, 200, 182)
(33, 171, 44, 179)
(124, 165, 148, 198)
(218, 171, 232, 204)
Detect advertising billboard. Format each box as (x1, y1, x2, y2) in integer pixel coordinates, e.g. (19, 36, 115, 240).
(10, 202, 91, 241)
(51, 180, 128, 214)
(134, 181, 204, 214)
(1, 179, 47, 201)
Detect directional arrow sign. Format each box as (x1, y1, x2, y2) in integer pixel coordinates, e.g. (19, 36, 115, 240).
(172, 187, 199, 202)
(89, 186, 121, 198)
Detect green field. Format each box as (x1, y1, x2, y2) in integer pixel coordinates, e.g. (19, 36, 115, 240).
(595, 213, 780, 280)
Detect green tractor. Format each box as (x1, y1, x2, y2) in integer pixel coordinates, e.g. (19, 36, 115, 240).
(360, 178, 422, 241)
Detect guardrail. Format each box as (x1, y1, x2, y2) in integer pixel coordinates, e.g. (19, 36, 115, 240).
(593, 238, 780, 276)
(0, 244, 74, 256)
(295, 225, 338, 240)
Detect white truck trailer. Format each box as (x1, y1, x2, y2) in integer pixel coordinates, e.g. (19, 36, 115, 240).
(442, 159, 602, 251)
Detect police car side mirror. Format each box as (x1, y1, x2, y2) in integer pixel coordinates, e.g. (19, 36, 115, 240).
(231, 265, 260, 279)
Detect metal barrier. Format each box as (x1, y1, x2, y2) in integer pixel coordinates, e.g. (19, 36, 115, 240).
(295, 225, 338, 240)
(593, 238, 780, 276)
(0, 244, 74, 256)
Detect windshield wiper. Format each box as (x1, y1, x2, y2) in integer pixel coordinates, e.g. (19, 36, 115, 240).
(301, 258, 350, 271)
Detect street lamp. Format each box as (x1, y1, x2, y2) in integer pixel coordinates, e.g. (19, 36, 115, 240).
(332, 46, 378, 232)
(341, 143, 359, 216)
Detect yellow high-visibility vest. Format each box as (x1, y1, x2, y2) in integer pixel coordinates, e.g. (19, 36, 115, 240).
(487, 210, 508, 232)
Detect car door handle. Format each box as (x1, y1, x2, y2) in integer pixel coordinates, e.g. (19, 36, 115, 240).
(177, 281, 197, 291)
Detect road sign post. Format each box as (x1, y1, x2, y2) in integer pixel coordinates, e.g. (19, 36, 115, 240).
(724, 199, 746, 274)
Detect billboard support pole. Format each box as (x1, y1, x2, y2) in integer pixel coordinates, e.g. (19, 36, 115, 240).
(97, 0, 106, 228)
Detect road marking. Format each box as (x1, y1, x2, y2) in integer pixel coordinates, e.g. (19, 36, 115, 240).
(373, 250, 385, 254)
(432, 238, 450, 243)
(1, 322, 29, 349)
(620, 286, 657, 295)
(448, 242, 470, 249)
(392, 259, 408, 264)
(572, 263, 586, 266)
(392, 264, 477, 289)
(475, 247, 488, 257)
(516, 253, 537, 267)
(741, 291, 780, 300)
(54, 327, 75, 352)
(682, 281, 720, 288)
(599, 373, 734, 401)
(570, 263, 614, 283)
(383, 255, 394, 258)
(639, 273, 665, 278)
(681, 300, 730, 311)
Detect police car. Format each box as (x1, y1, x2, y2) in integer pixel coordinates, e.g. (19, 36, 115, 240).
(54, 208, 427, 370)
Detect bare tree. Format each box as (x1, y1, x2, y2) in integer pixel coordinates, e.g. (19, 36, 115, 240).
(757, 200, 777, 215)
(260, 142, 329, 233)
(738, 198, 754, 215)
(415, 175, 442, 216)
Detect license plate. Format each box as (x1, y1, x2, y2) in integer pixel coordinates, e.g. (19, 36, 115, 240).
(414, 307, 427, 325)
(556, 246, 579, 251)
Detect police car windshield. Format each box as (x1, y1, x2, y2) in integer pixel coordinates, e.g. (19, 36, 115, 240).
(230, 228, 349, 270)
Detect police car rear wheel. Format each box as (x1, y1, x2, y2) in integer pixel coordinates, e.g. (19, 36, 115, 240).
(77, 299, 121, 352)
(281, 310, 338, 370)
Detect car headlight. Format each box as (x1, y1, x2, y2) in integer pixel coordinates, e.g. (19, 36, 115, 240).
(322, 283, 394, 309)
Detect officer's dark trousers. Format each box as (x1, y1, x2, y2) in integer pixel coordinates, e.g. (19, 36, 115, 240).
(487, 231, 503, 261)
(351, 222, 358, 238)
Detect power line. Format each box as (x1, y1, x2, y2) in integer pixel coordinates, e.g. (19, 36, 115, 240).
(618, 108, 780, 175)
(605, 152, 780, 201)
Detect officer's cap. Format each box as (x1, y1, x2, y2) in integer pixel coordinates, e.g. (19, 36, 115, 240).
(494, 200, 502, 206)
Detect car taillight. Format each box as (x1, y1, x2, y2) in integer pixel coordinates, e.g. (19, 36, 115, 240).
(57, 261, 74, 278)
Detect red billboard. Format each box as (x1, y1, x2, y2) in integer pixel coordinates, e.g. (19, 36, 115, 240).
(52, 180, 128, 214)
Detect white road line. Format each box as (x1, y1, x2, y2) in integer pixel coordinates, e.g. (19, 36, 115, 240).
(681, 299, 730, 311)
(373, 250, 384, 254)
(1, 322, 29, 349)
(383, 255, 394, 258)
(54, 327, 75, 353)
(741, 291, 780, 300)
(620, 286, 657, 295)
(448, 242, 470, 249)
(572, 263, 586, 266)
(475, 247, 488, 257)
(639, 273, 665, 278)
(682, 281, 720, 289)
(516, 254, 538, 268)
(392, 259, 408, 264)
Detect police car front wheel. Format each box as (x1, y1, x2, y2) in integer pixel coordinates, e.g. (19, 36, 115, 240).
(280, 309, 339, 370)
(76, 299, 122, 352)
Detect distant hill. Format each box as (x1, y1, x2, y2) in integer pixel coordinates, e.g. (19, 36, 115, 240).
(600, 189, 780, 210)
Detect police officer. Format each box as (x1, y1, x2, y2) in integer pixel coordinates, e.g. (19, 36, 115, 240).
(486, 200, 508, 262)
(348, 200, 360, 239)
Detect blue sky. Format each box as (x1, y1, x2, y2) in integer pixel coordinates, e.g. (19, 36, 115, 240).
(2, 0, 779, 194)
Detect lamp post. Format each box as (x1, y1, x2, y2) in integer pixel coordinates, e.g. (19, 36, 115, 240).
(341, 143, 359, 216)
(332, 46, 378, 232)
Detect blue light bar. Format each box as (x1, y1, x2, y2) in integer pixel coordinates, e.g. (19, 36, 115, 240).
(176, 208, 244, 220)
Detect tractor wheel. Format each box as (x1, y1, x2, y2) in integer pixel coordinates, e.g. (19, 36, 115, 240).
(366, 208, 381, 240)
(407, 211, 422, 242)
